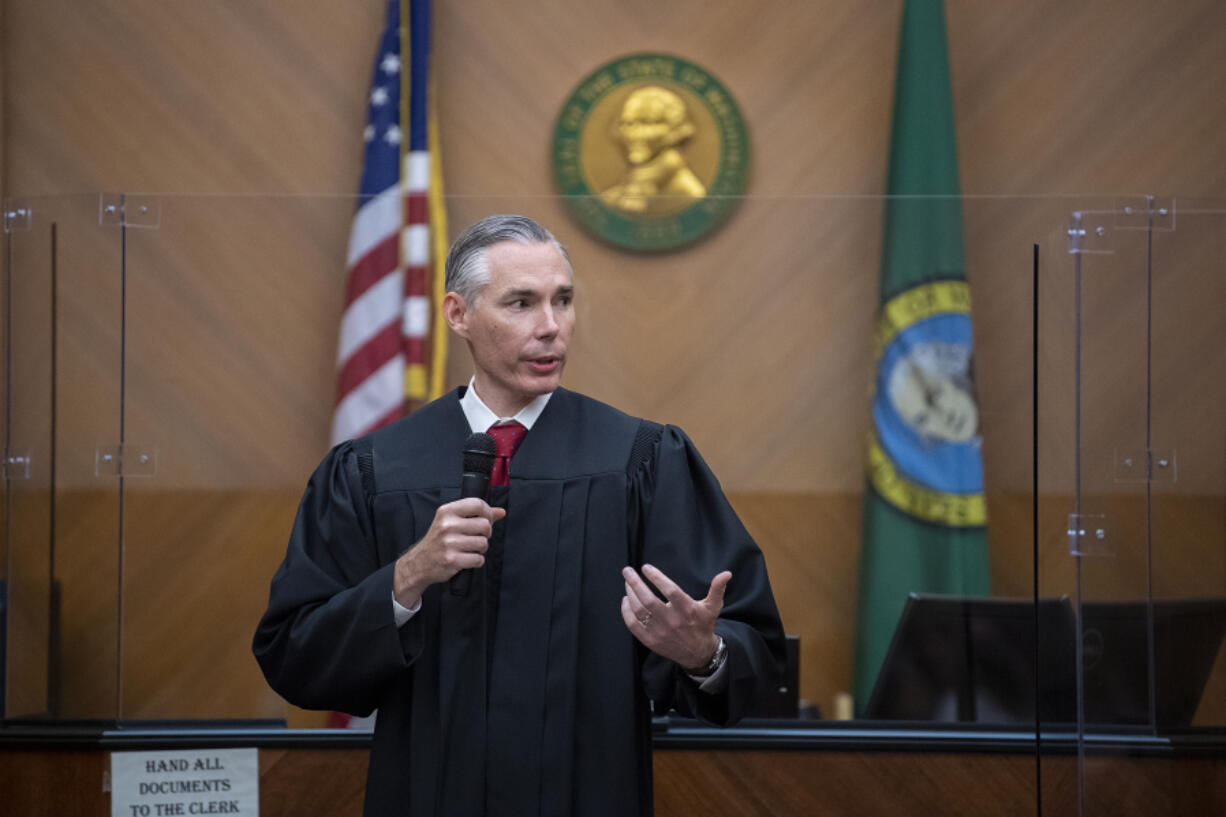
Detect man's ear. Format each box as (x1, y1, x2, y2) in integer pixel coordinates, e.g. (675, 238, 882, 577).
(442, 292, 469, 338)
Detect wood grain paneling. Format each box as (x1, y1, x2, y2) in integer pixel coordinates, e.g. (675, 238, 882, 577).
(0, 750, 112, 817)
(28, 488, 1223, 724)
(44, 490, 299, 721)
(655, 750, 1041, 817)
(1, 0, 1223, 725)
(3, 746, 1224, 817)
(258, 748, 368, 817)
(1, 1, 381, 195)
(654, 749, 1226, 817)
(731, 492, 862, 715)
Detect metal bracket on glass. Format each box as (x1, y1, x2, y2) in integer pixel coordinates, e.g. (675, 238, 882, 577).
(95, 443, 158, 477)
(3, 449, 31, 480)
(1114, 447, 1177, 483)
(1067, 210, 1114, 255)
(1068, 513, 1112, 557)
(3, 199, 32, 233)
(98, 193, 161, 229)
(1115, 196, 1175, 232)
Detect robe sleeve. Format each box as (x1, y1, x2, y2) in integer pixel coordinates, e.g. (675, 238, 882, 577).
(252, 441, 423, 715)
(628, 425, 788, 726)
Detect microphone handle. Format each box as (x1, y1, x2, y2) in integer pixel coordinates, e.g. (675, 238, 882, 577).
(459, 471, 491, 501)
(450, 471, 491, 596)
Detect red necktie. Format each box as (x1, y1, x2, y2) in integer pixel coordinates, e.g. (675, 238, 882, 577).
(487, 421, 527, 487)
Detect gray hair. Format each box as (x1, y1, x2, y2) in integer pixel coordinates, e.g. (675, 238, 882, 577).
(444, 214, 572, 305)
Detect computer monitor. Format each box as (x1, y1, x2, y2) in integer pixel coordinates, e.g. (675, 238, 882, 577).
(1079, 596, 1226, 727)
(747, 634, 800, 718)
(863, 593, 1226, 727)
(863, 594, 1076, 723)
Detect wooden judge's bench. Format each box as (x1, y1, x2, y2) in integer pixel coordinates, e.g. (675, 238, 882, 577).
(3, 719, 1224, 816)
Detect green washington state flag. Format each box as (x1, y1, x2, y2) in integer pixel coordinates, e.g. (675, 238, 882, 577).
(852, 0, 991, 715)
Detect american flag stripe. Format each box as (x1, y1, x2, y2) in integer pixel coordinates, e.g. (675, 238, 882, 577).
(366, 402, 409, 438)
(405, 152, 430, 191)
(402, 222, 429, 266)
(331, 353, 406, 446)
(343, 233, 400, 308)
(344, 185, 401, 269)
(406, 192, 427, 224)
(331, 0, 444, 448)
(337, 270, 404, 367)
(403, 295, 431, 337)
(400, 0, 434, 403)
(336, 322, 401, 399)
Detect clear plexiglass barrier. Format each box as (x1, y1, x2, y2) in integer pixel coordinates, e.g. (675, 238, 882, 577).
(2, 193, 1223, 795)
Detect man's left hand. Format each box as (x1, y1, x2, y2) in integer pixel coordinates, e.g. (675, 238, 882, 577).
(621, 564, 730, 672)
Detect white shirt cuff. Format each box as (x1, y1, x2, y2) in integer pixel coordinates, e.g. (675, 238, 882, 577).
(392, 592, 422, 627)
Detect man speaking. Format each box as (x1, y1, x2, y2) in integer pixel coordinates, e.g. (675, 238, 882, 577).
(254, 215, 786, 816)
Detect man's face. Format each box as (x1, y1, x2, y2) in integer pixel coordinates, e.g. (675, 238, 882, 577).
(444, 240, 575, 417)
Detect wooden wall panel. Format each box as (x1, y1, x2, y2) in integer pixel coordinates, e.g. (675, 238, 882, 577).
(0, 750, 112, 817)
(1, 0, 1224, 723)
(654, 749, 1226, 817)
(1, 1, 380, 195)
(0, 2, 1222, 487)
(732, 492, 862, 715)
(33, 485, 1226, 724)
(52, 490, 121, 719)
(4, 746, 1225, 817)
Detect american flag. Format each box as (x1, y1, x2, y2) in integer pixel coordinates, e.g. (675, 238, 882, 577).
(332, 0, 446, 447)
(329, 0, 443, 729)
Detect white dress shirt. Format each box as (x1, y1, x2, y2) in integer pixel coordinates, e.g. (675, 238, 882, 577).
(392, 380, 551, 625)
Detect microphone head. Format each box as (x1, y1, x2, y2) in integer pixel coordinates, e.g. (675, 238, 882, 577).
(462, 432, 497, 476)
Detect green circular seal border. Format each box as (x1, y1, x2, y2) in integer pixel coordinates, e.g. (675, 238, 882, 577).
(551, 52, 750, 252)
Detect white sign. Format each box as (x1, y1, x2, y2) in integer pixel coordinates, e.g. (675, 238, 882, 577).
(111, 748, 258, 817)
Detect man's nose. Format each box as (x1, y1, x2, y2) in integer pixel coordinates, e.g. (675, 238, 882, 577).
(535, 304, 559, 337)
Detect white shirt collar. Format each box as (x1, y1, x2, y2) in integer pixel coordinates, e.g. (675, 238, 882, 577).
(459, 376, 552, 433)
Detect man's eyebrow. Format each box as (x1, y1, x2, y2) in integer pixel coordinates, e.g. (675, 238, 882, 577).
(502, 285, 574, 298)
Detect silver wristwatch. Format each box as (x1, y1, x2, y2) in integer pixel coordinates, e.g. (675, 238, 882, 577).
(688, 635, 727, 679)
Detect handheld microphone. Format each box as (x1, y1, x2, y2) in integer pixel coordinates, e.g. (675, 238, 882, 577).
(450, 432, 497, 596)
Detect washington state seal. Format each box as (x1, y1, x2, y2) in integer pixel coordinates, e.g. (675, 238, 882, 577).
(552, 53, 748, 251)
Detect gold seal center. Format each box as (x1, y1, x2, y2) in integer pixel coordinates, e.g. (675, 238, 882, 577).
(582, 82, 720, 217)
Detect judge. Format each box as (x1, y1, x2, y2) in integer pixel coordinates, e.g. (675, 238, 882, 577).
(253, 215, 786, 817)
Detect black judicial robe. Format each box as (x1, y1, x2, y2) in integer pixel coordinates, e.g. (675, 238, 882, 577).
(253, 387, 786, 817)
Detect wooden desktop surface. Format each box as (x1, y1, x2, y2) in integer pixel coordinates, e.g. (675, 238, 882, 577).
(3, 724, 1224, 816)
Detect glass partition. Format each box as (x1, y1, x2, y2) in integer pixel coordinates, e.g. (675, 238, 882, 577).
(1040, 200, 1226, 814)
(3, 194, 126, 721)
(2, 192, 1223, 808)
